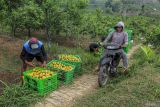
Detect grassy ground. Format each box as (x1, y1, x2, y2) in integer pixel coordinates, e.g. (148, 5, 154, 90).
(72, 49, 160, 107)
(1, 36, 159, 107)
(0, 85, 41, 107)
(0, 36, 99, 107)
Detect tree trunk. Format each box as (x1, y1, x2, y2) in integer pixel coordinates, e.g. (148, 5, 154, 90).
(13, 26, 16, 38)
(56, 29, 60, 36)
(10, 22, 16, 38)
(10, 24, 14, 37)
(45, 8, 51, 53)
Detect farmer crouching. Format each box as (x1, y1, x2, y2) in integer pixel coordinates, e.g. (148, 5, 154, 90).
(20, 37, 47, 82)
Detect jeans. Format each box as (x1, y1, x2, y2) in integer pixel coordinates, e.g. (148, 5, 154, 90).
(100, 49, 128, 68)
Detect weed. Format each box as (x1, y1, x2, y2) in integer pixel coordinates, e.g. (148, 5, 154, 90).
(0, 84, 42, 107)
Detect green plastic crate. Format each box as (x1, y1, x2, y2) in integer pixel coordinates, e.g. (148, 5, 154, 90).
(47, 60, 75, 85)
(124, 41, 132, 54)
(58, 54, 82, 73)
(126, 29, 132, 41)
(23, 67, 58, 96)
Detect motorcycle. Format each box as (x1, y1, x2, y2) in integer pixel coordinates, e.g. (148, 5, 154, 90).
(98, 43, 122, 87)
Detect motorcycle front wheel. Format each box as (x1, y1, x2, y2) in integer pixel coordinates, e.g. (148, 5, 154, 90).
(98, 65, 110, 87)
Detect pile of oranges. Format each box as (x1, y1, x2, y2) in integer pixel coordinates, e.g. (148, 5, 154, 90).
(59, 55, 81, 62)
(28, 69, 54, 80)
(51, 62, 73, 71)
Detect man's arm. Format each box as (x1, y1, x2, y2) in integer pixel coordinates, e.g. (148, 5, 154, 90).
(103, 32, 113, 45)
(20, 47, 35, 67)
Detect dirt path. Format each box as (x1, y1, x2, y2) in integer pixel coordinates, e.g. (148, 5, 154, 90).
(35, 45, 140, 107)
(127, 45, 140, 59)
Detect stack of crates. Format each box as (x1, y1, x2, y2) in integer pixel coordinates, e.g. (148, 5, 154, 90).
(47, 60, 76, 85)
(58, 54, 82, 73)
(23, 55, 82, 95)
(23, 67, 58, 96)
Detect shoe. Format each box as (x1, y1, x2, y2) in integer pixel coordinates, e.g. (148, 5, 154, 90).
(124, 67, 128, 75)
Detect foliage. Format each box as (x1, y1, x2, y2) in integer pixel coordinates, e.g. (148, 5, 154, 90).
(105, 0, 122, 12)
(141, 45, 160, 66)
(141, 46, 156, 61)
(15, 1, 44, 37)
(0, 0, 89, 37)
(0, 84, 41, 107)
(0, 0, 160, 46)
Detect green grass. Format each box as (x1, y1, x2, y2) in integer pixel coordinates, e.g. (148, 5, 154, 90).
(0, 84, 42, 107)
(0, 42, 99, 107)
(1, 38, 159, 107)
(72, 49, 160, 107)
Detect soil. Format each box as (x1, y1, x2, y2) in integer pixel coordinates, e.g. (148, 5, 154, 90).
(0, 36, 22, 58)
(0, 72, 21, 95)
(0, 36, 22, 94)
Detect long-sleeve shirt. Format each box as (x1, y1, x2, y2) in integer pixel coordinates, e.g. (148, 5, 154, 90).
(20, 45, 47, 61)
(104, 31, 128, 47)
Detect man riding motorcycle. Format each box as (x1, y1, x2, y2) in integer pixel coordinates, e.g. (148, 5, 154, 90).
(101, 21, 129, 73)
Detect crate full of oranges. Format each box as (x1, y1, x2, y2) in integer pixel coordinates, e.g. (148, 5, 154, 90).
(58, 54, 82, 72)
(23, 67, 58, 96)
(47, 60, 75, 84)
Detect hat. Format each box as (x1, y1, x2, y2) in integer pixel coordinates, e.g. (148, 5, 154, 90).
(115, 21, 125, 29)
(29, 37, 38, 44)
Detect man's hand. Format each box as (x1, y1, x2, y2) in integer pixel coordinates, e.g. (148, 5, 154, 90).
(42, 61, 47, 67)
(120, 44, 127, 48)
(119, 45, 123, 49)
(25, 61, 35, 67)
(38, 61, 46, 67)
(99, 42, 104, 46)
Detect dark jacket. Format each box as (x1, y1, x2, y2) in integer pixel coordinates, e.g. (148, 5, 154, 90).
(20, 41, 47, 61)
